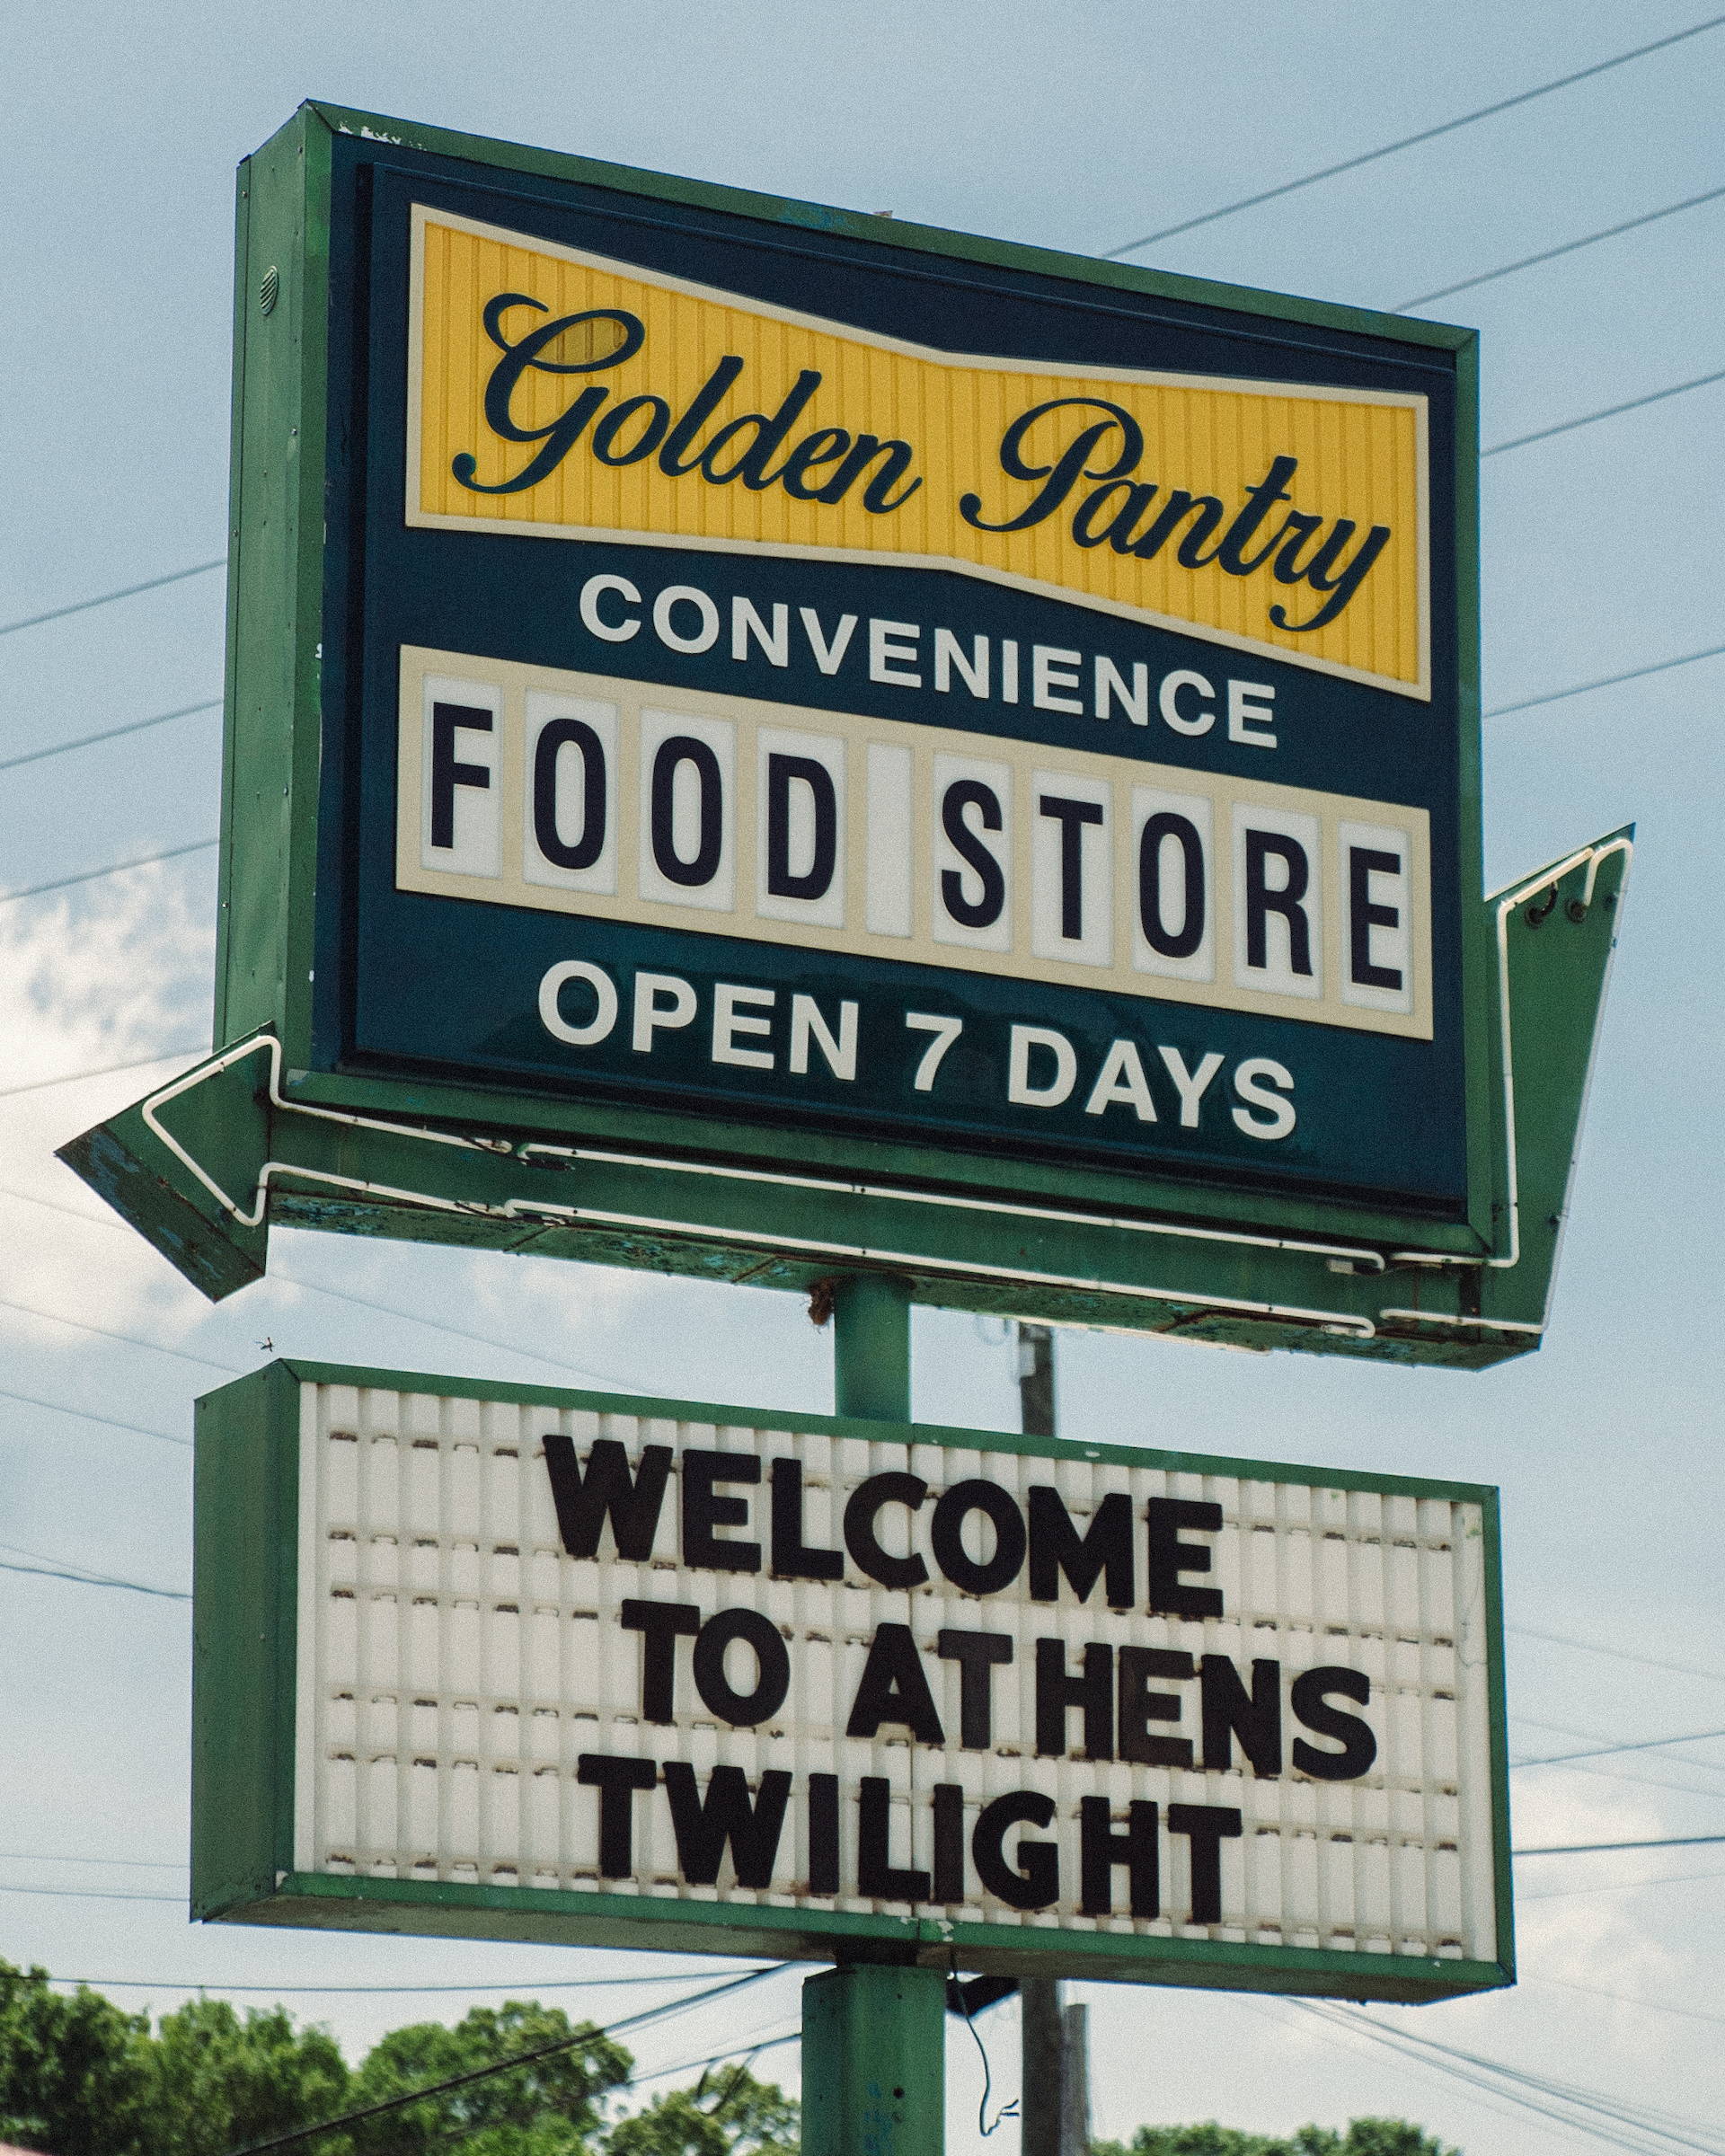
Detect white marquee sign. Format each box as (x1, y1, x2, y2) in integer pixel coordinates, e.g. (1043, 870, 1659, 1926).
(192, 1362, 1511, 2003)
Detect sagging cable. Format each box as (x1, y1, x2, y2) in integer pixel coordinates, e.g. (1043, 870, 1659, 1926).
(951, 1951, 1019, 2139)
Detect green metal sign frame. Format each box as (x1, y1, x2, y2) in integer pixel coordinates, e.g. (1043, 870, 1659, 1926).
(60, 101, 1632, 1365)
(193, 1356, 1514, 2005)
(67, 827, 1629, 1364)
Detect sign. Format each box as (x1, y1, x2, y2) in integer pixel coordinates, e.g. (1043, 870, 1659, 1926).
(335, 140, 1470, 1215)
(62, 102, 1630, 1360)
(194, 1360, 1512, 2003)
(409, 206, 1428, 693)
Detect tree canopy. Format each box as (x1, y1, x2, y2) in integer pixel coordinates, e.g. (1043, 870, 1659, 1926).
(1095, 2120, 1460, 2156)
(0, 1962, 155, 2156)
(0, 1958, 1463, 2156)
(0, 1965, 772, 2156)
(145, 1999, 352, 2156)
(345, 2001, 632, 2156)
(606, 2067, 800, 2156)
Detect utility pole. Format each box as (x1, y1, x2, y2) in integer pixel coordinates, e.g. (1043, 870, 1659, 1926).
(1016, 1323, 1090, 2156)
(803, 1275, 945, 2156)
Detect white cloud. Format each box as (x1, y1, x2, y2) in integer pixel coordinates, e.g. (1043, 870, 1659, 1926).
(0, 861, 217, 1335)
(0, 860, 211, 1092)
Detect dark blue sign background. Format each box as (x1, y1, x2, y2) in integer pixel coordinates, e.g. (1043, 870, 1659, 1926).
(308, 138, 1468, 1217)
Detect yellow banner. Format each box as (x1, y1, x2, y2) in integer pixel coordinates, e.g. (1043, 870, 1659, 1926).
(409, 208, 1429, 698)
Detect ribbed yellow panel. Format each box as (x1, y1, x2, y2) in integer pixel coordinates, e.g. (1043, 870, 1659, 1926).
(411, 210, 1429, 696)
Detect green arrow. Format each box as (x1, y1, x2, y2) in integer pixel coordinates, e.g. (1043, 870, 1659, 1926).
(58, 1034, 275, 1300)
(1482, 825, 1633, 1336)
(58, 831, 1631, 1365)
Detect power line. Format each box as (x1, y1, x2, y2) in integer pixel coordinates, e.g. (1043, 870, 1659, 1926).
(219, 1964, 783, 2156)
(630, 2027, 801, 2090)
(0, 697, 221, 776)
(1101, 13, 1725, 257)
(0, 1291, 244, 1374)
(1483, 365, 1725, 455)
(1516, 1832, 1725, 1858)
(0, 1851, 181, 1870)
(1488, 638, 1725, 717)
(0, 835, 217, 909)
(1516, 1711, 1725, 1787)
(0, 1181, 128, 1232)
(274, 1272, 647, 1395)
(0, 1882, 182, 1904)
(1396, 180, 1725, 310)
(0, 1047, 206, 1102)
(1515, 1721, 1725, 1770)
(1516, 1709, 1725, 1772)
(1509, 1621, 1725, 1686)
(0, 1180, 640, 1409)
(47, 1968, 768, 1997)
(1517, 1754, 1725, 1804)
(1533, 1973, 1725, 2031)
(1295, 1998, 1725, 2156)
(1507, 1711, 1725, 1793)
(0, 1383, 189, 1447)
(0, 1543, 189, 1603)
(1247, 1993, 1647, 2154)
(0, 559, 226, 640)
(1521, 1860, 1725, 1905)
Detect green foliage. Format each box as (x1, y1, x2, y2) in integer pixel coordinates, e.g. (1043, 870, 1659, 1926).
(0, 1961, 155, 2156)
(145, 1998, 353, 2156)
(1094, 2132, 1276, 2156)
(9, 1959, 1468, 2156)
(1095, 2121, 1458, 2156)
(345, 2001, 633, 2156)
(0, 1965, 651, 2156)
(1303, 2127, 1460, 2156)
(606, 2065, 800, 2156)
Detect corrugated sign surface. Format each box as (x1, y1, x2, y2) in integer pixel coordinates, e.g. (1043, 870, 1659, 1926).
(394, 647, 1433, 1040)
(256, 132, 1480, 1229)
(291, 1376, 1501, 1975)
(410, 208, 1429, 696)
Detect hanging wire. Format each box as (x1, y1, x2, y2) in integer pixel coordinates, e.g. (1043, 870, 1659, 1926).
(0, 1383, 188, 1446)
(1101, 13, 1725, 256)
(0, 836, 217, 908)
(215, 1964, 786, 2156)
(699, 2047, 761, 2118)
(0, 1552, 189, 1602)
(951, 1953, 1019, 2138)
(1394, 179, 1725, 311)
(42, 1967, 771, 1999)
(0, 559, 226, 640)
(0, 1049, 205, 1102)
(1487, 639, 1725, 717)
(0, 696, 220, 775)
(0, 1290, 242, 1374)
(1482, 365, 1725, 455)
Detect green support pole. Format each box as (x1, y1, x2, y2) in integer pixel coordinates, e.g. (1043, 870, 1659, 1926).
(1015, 1321, 1077, 2156)
(802, 1965, 947, 2156)
(809, 1277, 942, 2156)
(831, 1273, 912, 1422)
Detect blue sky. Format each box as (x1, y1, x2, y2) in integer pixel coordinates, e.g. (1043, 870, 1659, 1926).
(2, 4, 1723, 2151)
